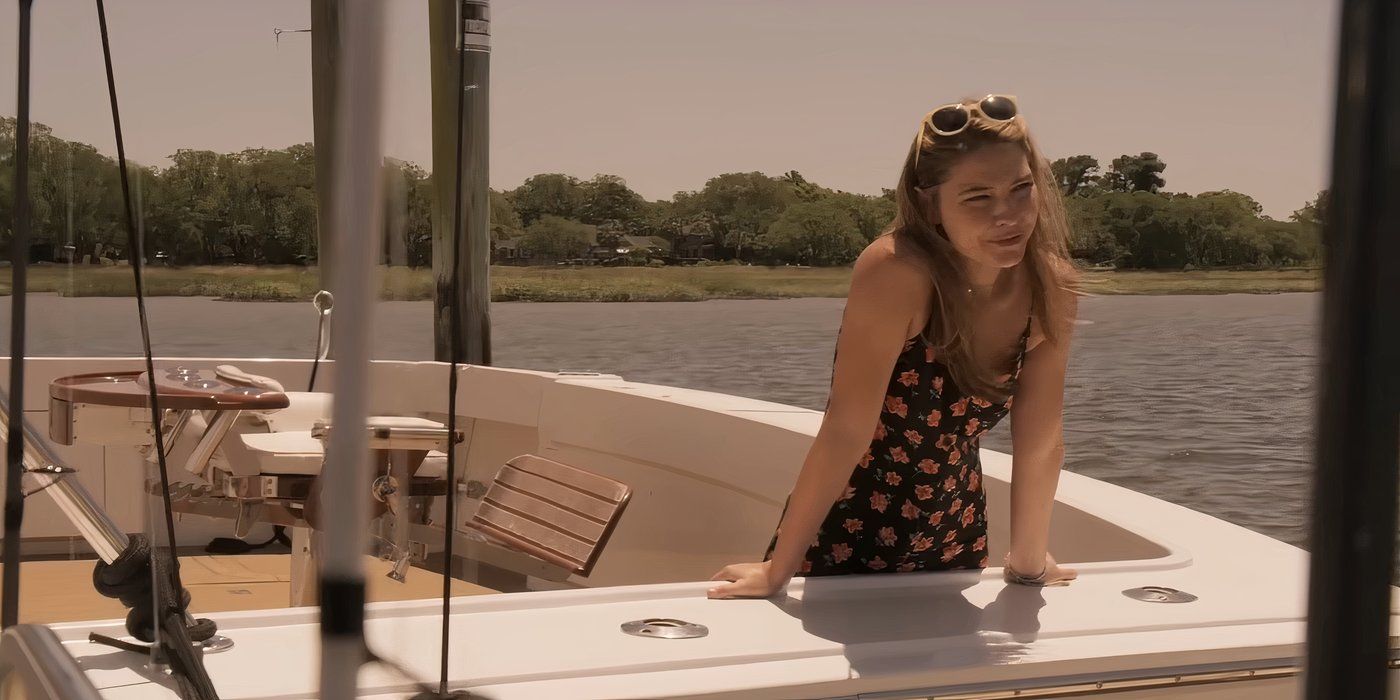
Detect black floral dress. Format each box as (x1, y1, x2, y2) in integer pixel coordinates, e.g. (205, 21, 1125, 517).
(763, 317, 1031, 576)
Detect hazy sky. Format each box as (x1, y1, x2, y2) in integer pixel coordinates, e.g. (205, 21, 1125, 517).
(1, 1, 1337, 218)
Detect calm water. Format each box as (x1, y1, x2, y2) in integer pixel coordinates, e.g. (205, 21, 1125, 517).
(4, 293, 1329, 558)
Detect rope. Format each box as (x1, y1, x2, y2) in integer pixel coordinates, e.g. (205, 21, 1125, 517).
(95, 2, 218, 696)
(439, 2, 470, 693)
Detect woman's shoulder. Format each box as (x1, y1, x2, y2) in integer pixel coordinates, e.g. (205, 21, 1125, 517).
(845, 236, 933, 334)
(854, 235, 933, 291)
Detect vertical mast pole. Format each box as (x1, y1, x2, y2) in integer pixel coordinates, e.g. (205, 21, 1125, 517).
(317, 2, 385, 698)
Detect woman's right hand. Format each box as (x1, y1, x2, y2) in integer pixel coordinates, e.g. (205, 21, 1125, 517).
(707, 561, 788, 599)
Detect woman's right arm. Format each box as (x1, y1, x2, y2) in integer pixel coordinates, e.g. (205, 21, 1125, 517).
(712, 245, 928, 597)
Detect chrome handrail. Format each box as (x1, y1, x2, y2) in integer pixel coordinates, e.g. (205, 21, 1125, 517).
(0, 625, 103, 700)
(0, 390, 126, 564)
(313, 289, 334, 362)
(182, 409, 241, 477)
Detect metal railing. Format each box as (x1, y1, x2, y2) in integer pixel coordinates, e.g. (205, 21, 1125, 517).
(0, 625, 103, 700)
(0, 390, 126, 564)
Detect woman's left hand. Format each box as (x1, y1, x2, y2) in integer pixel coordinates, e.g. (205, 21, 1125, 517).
(707, 561, 787, 599)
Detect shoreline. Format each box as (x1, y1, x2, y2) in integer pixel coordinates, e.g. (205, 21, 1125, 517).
(0, 265, 1322, 302)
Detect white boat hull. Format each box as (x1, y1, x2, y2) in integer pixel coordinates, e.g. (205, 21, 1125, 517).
(0, 357, 1394, 698)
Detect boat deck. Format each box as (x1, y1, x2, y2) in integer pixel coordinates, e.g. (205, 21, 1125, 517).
(2, 554, 496, 625)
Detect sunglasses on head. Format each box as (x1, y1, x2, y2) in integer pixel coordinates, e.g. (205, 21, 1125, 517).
(923, 94, 1019, 137)
(911, 94, 1020, 181)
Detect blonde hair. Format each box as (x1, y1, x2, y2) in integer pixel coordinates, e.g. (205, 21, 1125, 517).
(882, 98, 1079, 400)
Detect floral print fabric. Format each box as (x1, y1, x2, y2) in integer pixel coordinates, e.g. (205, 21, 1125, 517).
(764, 318, 1031, 576)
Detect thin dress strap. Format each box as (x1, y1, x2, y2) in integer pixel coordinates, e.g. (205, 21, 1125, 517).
(1013, 314, 1033, 376)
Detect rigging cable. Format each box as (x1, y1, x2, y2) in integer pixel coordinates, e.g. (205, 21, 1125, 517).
(2, 0, 35, 631)
(95, 2, 218, 697)
(438, 0, 470, 694)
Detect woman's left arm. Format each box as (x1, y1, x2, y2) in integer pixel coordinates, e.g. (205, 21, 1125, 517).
(1006, 295, 1078, 581)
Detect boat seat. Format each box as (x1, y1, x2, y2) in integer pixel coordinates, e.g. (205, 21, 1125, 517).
(160, 390, 333, 478)
(205, 369, 461, 479)
(236, 430, 451, 478)
(232, 431, 325, 476)
(313, 416, 462, 453)
(253, 391, 332, 432)
(157, 365, 460, 479)
(223, 418, 458, 476)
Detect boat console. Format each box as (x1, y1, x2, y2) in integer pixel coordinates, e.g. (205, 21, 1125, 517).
(45, 365, 632, 600)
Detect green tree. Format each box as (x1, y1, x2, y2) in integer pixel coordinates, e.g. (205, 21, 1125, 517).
(772, 172, 895, 242)
(384, 159, 432, 267)
(30, 129, 125, 263)
(0, 118, 15, 244)
(148, 149, 230, 263)
(1102, 152, 1167, 193)
(1254, 218, 1316, 266)
(1066, 188, 1318, 270)
(509, 173, 582, 226)
(761, 200, 865, 265)
(489, 189, 523, 242)
(1286, 189, 1327, 265)
(595, 219, 626, 252)
(1290, 190, 1328, 240)
(627, 199, 678, 240)
(4, 119, 1319, 272)
(688, 171, 797, 259)
(1197, 189, 1263, 216)
(1172, 192, 1266, 267)
(1092, 191, 1182, 267)
(577, 174, 643, 225)
(521, 214, 594, 260)
(1050, 155, 1100, 196)
(1064, 194, 1122, 264)
(780, 170, 827, 202)
(231, 146, 317, 264)
(820, 190, 896, 241)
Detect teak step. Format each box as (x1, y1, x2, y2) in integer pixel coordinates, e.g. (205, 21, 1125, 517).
(466, 454, 631, 577)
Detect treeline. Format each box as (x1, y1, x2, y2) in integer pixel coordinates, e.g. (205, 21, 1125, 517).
(0, 119, 320, 265)
(498, 170, 892, 266)
(1054, 153, 1324, 268)
(0, 118, 1323, 269)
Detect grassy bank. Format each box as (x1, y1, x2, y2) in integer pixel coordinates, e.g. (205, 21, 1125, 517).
(1076, 268, 1321, 295)
(0, 264, 1321, 302)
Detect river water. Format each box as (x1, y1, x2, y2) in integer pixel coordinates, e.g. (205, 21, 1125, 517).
(3, 292, 1340, 566)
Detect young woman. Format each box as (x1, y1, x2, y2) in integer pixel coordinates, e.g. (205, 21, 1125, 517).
(709, 95, 1079, 598)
